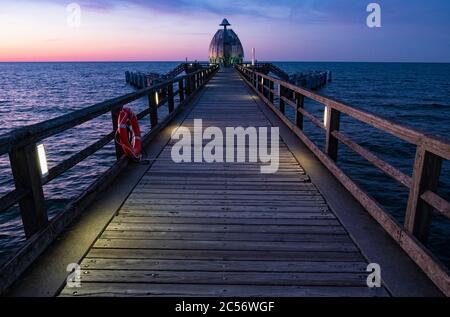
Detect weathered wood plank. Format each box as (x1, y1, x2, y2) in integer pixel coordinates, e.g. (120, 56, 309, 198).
(127, 194, 325, 202)
(107, 223, 345, 234)
(61, 283, 388, 297)
(120, 205, 329, 213)
(115, 211, 335, 219)
(94, 239, 358, 252)
(80, 258, 367, 272)
(124, 199, 326, 207)
(101, 231, 349, 242)
(87, 248, 363, 262)
(80, 270, 368, 286)
(112, 216, 339, 226)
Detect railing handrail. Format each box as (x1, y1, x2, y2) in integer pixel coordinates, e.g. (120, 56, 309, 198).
(0, 69, 209, 155)
(236, 64, 450, 296)
(239, 65, 450, 160)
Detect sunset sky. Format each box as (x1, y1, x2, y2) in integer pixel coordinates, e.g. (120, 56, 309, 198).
(0, 0, 449, 62)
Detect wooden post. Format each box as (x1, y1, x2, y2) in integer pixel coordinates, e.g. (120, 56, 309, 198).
(149, 91, 158, 129)
(279, 85, 285, 115)
(190, 75, 195, 94)
(325, 107, 340, 161)
(269, 80, 274, 104)
(179, 80, 185, 103)
(167, 83, 174, 113)
(185, 77, 191, 96)
(9, 144, 48, 238)
(111, 107, 124, 159)
(405, 147, 442, 243)
(161, 86, 167, 99)
(295, 92, 304, 129)
(193, 74, 198, 91)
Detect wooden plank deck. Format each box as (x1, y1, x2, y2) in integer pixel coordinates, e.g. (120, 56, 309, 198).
(60, 69, 389, 297)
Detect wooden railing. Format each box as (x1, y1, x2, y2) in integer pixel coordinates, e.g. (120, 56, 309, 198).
(236, 64, 450, 295)
(0, 64, 219, 293)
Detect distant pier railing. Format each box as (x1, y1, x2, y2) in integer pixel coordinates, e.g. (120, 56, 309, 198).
(247, 62, 331, 90)
(236, 64, 450, 295)
(0, 64, 219, 293)
(126, 62, 212, 89)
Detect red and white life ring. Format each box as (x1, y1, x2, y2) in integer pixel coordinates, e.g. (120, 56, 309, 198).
(116, 108, 142, 160)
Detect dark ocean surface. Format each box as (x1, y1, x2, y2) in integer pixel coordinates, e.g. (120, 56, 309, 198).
(0, 62, 449, 268)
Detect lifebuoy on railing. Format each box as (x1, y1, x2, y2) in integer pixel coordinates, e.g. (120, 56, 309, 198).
(116, 108, 142, 160)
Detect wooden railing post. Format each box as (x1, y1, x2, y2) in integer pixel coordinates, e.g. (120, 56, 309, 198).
(189, 75, 194, 94)
(111, 107, 124, 159)
(179, 80, 185, 102)
(258, 75, 264, 93)
(279, 85, 285, 115)
(262, 77, 266, 97)
(269, 80, 274, 104)
(325, 107, 340, 161)
(149, 91, 158, 128)
(295, 92, 304, 129)
(167, 83, 175, 113)
(185, 77, 191, 96)
(9, 144, 48, 238)
(405, 147, 442, 243)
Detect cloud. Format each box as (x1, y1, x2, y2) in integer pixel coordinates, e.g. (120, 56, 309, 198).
(42, 0, 450, 28)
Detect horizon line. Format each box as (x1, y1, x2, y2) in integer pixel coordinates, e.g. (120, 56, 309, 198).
(1, 60, 450, 64)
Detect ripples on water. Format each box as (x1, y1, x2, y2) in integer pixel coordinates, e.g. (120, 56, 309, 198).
(0, 62, 449, 268)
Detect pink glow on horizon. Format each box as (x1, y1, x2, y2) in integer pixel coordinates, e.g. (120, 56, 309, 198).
(0, 39, 211, 62)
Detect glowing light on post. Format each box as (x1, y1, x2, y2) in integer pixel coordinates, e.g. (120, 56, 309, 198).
(37, 144, 48, 176)
(156, 92, 159, 105)
(324, 107, 328, 127)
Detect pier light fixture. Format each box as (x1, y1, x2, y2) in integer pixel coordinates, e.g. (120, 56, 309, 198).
(156, 92, 159, 105)
(252, 48, 256, 66)
(36, 144, 48, 176)
(324, 106, 328, 127)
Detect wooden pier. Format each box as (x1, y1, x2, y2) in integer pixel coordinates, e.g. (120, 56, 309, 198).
(0, 65, 449, 297)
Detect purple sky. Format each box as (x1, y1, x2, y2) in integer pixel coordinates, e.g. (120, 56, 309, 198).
(1, 0, 449, 62)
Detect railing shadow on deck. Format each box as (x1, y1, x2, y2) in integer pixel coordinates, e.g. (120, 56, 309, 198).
(0, 64, 219, 294)
(236, 64, 450, 296)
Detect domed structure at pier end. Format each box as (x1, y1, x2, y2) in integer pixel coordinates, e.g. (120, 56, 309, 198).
(209, 19, 244, 67)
